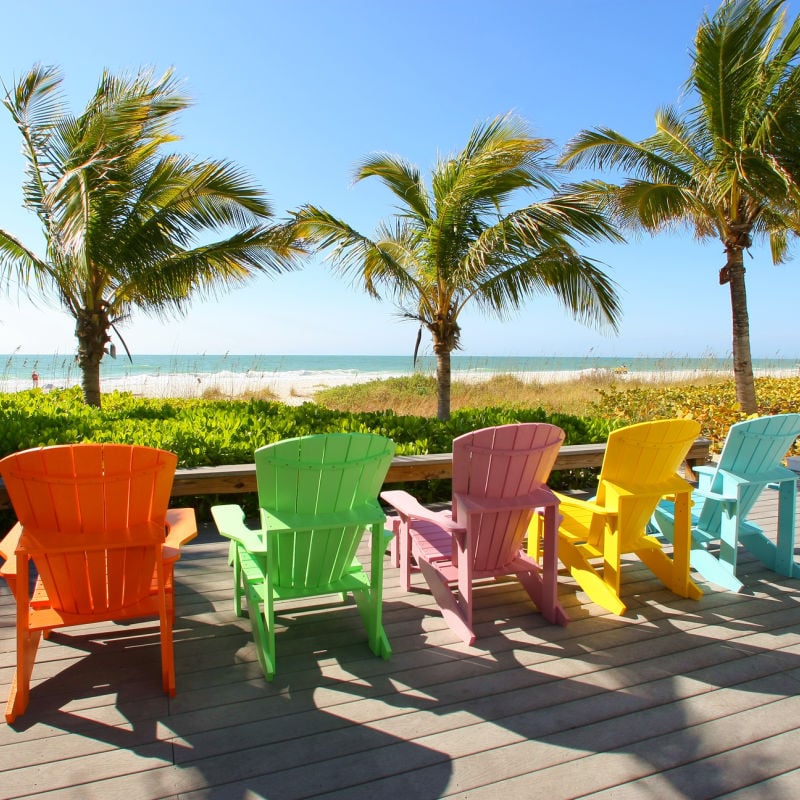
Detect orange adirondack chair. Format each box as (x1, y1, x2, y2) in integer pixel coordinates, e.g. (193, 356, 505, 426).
(381, 423, 568, 645)
(0, 443, 197, 723)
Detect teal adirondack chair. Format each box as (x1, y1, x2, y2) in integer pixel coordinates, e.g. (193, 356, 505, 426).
(651, 414, 800, 592)
(211, 432, 396, 680)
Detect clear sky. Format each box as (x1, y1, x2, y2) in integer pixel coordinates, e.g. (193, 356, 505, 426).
(0, 0, 797, 361)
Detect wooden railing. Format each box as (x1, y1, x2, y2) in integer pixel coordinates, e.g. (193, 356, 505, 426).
(171, 437, 712, 501)
(0, 437, 712, 510)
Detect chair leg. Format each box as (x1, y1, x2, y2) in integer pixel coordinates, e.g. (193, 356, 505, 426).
(517, 569, 569, 627)
(418, 559, 476, 645)
(160, 607, 176, 697)
(246, 577, 275, 681)
(398, 518, 412, 592)
(526, 513, 544, 561)
(558, 538, 627, 615)
(740, 528, 800, 579)
(642, 492, 703, 601)
(742, 479, 800, 578)
(653, 501, 736, 591)
(685, 546, 744, 592)
(636, 544, 704, 600)
(353, 588, 392, 659)
(774, 478, 799, 577)
(6, 628, 42, 724)
(229, 541, 244, 617)
(525, 504, 569, 626)
(387, 517, 400, 568)
(717, 507, 740, 579)
(352, 524, 392, 659)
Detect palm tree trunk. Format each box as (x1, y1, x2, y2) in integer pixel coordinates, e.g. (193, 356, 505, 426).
(433, 340, 452, 422)
(725, 248, 757, 414)
(75, 310, 109, 408)
(79, 350, 103, 408)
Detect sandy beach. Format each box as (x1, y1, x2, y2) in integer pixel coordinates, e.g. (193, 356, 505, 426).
(5, 353, 798, 405)
(6, 365, 789, 406)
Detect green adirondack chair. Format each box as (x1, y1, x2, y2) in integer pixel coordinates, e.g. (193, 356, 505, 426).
(651, 413, 800, 592)
(211, 433, 396, 680)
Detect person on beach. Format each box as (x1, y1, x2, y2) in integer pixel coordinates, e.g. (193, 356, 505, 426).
(31, 370, 39, 388)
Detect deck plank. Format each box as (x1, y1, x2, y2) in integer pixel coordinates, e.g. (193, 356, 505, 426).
(1, 485, 799, 799)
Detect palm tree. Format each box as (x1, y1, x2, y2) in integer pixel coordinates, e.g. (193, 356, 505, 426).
(294, 115, 622, 421)
(561, 0, 800, 414)
(0, 65, 302, 406)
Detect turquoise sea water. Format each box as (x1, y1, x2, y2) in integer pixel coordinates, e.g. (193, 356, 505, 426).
(2, 352, 799, 384)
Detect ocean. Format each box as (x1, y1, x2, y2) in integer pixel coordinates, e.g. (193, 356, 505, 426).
(2, 353, 798, 402)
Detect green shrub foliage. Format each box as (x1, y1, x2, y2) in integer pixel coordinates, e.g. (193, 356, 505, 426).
(0, 388, 615, 466)
(6, 377, 795, 516)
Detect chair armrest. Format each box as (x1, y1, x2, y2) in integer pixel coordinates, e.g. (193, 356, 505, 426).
(0, 522, 22, 586)
(455, 486, 558, 515)
(555, 492, 609, 518)
(695, 465, 716, 492)
(718, 466, 797, 489)
(603, 475, 692, 501)
(211, 504, 265, 552)
(380, 489, 464, 532)
(696, 467, 796, 504)
(165, 508, 198, 548)
(261, 502, 386, 535)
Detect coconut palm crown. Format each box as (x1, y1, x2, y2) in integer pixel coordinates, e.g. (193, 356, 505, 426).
(561, 0, 800, 414)
(294, 114, 622, 421)
(0, 65, 302, 406)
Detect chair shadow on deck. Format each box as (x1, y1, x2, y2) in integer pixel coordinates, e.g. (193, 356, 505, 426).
(0, 529, 458, 799)
(4, 526, 800, 799)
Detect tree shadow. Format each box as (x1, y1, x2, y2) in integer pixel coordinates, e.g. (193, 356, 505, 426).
(0, 527, 455, 798)
(2, 531, 799, 799)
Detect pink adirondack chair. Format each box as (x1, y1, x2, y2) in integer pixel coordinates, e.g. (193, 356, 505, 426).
(381, 423, 568, 645)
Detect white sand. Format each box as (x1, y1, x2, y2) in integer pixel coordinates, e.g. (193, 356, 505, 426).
(6, 365, 796, 405)
(99, 365, 800, 405)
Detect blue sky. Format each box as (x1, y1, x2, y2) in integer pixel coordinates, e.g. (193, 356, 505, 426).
(0, 0, 797, 360)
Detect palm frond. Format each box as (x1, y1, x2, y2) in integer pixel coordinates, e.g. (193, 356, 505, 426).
(0, 228, 52, 290)
(113, 223, 300, 318)
(3, 65, 66, 230)
(464, 246, 620, 331)
(561, 125, 686, 180)
(691, 0, 785, 145)
(354, 154, 432, 222)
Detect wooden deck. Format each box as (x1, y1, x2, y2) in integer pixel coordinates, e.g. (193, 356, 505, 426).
(2, 487, 800, 799)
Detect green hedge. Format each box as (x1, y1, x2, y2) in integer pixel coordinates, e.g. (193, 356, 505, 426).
(0, 387, 614, 465)
(0, 388, 616, 519)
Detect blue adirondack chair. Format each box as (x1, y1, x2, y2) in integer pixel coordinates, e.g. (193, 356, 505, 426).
(651, 413, 800, 592)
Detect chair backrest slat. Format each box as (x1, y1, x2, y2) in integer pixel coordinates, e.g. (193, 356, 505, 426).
(452, 423, 565, 572)
(594, 419, 701, 549)
(255, 433, 395, 590)
(0, 443, 176, 615)
(699, 413, 800, 530)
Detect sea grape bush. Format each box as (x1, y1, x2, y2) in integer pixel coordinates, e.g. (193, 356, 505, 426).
(592, 377, 800, 455)
(0, 389, 615, 514)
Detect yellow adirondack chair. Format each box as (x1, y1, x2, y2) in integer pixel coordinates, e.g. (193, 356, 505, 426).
(536, 419, 703, 615)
